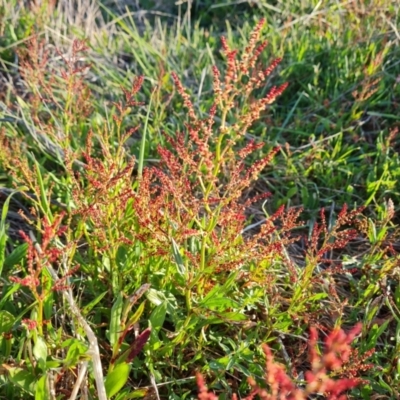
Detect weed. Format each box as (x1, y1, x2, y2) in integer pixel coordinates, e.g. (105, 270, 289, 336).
(0, 5, 398, 399)
(197, 323, 373, 400)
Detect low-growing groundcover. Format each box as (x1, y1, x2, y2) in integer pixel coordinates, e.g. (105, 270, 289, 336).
(0, 5, 399, 400)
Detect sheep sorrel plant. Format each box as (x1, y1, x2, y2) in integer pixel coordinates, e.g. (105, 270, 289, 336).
(0, 19, 377, 399)
(196, 323, 372, 399)
(131, 18, 296, 295)
(49, 20, 307, 392)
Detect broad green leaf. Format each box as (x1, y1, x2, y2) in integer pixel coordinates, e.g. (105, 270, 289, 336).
(210, 356, 230, 370)
(105, 362, 131, 398)
(287, 186, 297, 198)
(8, 367, 37, 395)
(110, 294, 123, 347)
(33, 337, 47, 369)
(45, 361, 61, 369)
(145, 289, 179, 325)
(308, 293, 328, 302)
(116, 245, 129, 269)
(201, 297, 239, 310)
(146, 289, 165, 306)
(218, 312, 247, 322)
(64, 339, 89, 367)
(234, 363, 252, 376)
(149, 302, 167, 330)
(35, 374, 49, 400)
(103, 255, 111, 272)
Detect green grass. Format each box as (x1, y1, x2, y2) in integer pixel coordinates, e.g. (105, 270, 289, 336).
(0, 0, 399, 399)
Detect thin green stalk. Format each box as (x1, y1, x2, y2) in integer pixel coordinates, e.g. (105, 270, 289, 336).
(185, 287, 192, 311)
(138, 88, 155, 181)
(36, 300, 43, 336)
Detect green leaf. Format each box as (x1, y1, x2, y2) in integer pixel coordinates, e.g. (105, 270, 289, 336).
(367, 320, 390, 350)
(110, 294, 123, 347)
(0, 310, 15, 333)
(218, 311, 247, 322)
(357, 283, 379, 305)
(0, 232, 7, 277)
(82, 290, 108, 315)
(35, 374, 49, 400)
(200, 284, 222, 305)
(115, 388, 151, 399)
(201, 297, 239, 310)
(105, 362, 131, 398)
(145, 289, 179, 325)
(4, 242, 28, 269)
(0, 192, 14, 276)
(116, 245, 129, 269)
(0, 192, 12, 228)
(8, 367, 37, 395)
(149, 302, 167, 330)
(171, 238, 186, 277)
(126, 301, 145, 328)
(368, 218, 377, 243)
(210, 356, 230, 370)
(146, 289, 166, 306)
(0, 284, 19, 310)
(201, 312, 246, 325)
(42, 268, 54, 321)
(64, 339, 89, 367)
(377, 226, 388, 242)
(365, 297, 382, 324)
(273, 314, 293, 332)
(33, 158, 53, 220)
(33, 337, 47, 369)
(308, 292, 328, 302)
(395, 284, 400, 308)
(287, 186, 297, 198)
(45, 361, 61, 369)
(220, 271, 238, 292)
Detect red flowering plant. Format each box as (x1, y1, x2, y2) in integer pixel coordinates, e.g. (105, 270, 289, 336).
(8, 213, 75, 335)
(0, 19, 376, 398)
(62, 20, 302, 322)
(128, 19, 298, 298)
(196, 323, 373, 400)
(53, 20, 371, 384)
